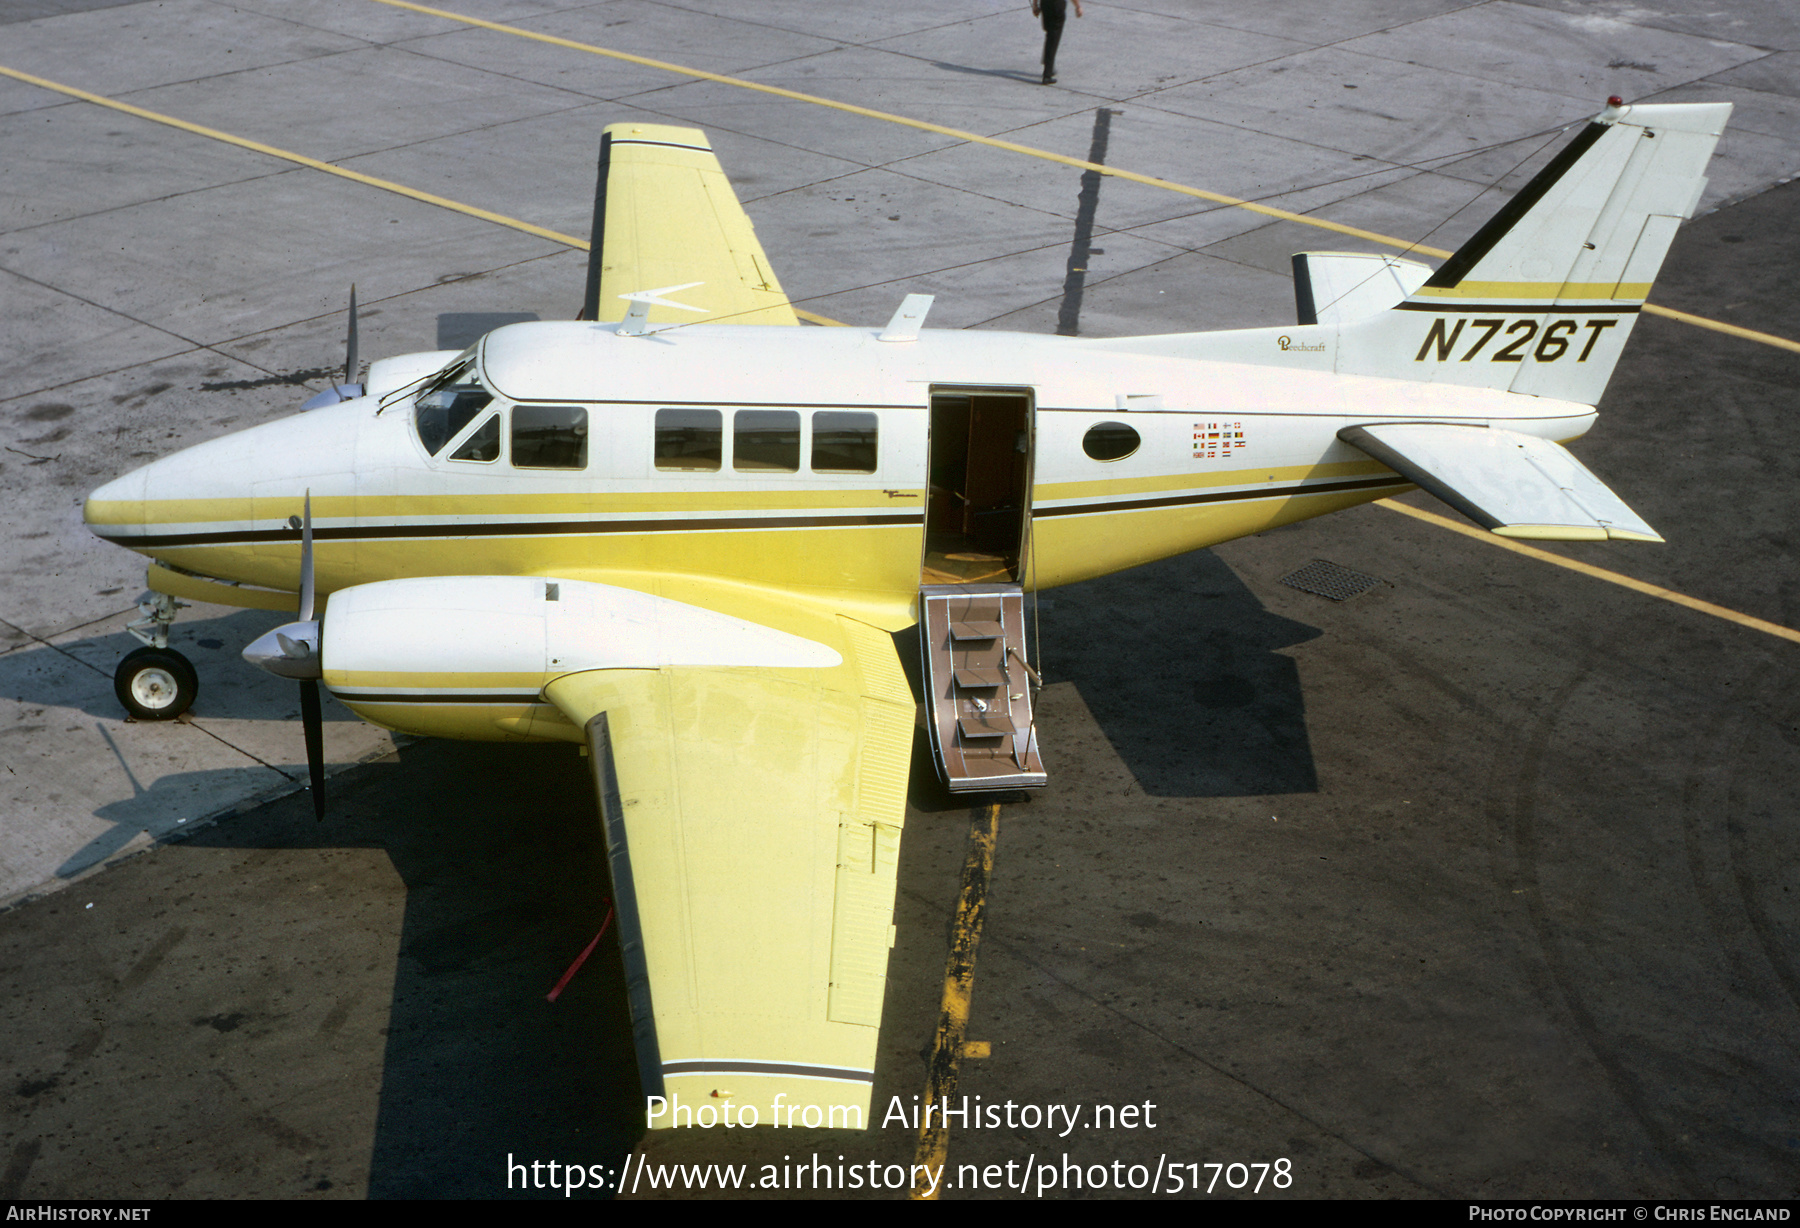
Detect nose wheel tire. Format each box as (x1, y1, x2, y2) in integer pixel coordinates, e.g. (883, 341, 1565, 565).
(114, 647, 199, 721)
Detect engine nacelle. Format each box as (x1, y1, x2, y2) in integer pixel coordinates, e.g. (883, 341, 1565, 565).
(317, 575, 840, 741)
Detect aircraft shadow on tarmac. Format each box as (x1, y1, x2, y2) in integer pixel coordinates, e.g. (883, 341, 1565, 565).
(893, 547, 1321, 812)
(66, 755, 283, 880)
(1034, 548, 1323, 798)
(174, 737, 642, 1199)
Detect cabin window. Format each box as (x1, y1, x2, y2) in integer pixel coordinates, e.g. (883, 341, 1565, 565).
(655, 408, 722, 471)
(812, 411, 878, 473)
(513, 405, 588, 469)
(1082, 421, 1140, 462)
(414, 381, 494, 456)
(734, 410, 800, 473)
(449, 413, 501, 462)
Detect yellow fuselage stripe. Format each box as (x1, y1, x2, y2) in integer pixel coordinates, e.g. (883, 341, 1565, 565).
(1375, 499, 1800, 645)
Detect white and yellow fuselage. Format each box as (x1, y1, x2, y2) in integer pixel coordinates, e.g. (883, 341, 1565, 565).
(85, 317, 1595, 740)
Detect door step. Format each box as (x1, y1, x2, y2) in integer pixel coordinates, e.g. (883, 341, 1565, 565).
(920, 583, 1046, 792)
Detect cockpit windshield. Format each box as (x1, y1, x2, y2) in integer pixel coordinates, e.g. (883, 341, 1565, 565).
(413, 350, 494, 456)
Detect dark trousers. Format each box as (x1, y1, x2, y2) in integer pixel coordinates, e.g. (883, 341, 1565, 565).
(1040, 0, 1067, 77)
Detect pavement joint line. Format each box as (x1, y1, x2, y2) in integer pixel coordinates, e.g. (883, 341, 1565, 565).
(0, 255, 375, 406)
(367, 0, 1461, 248)
(184, 716, 301, 780)
(1375, 499, 1800, 646)
(911, 800, 999, 1200)
(369, 0, 1800, 357)
(0, 734, 412, 917)
(1, 612, 126, 680)
(0, 63, 585, 252)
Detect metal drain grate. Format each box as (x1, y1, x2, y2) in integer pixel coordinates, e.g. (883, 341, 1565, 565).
(1280, 559, 1383, 602)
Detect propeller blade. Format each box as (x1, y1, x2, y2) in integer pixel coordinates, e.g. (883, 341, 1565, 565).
(345, 284, 359, 390)
(298, 491, 315, 623)
(300, 679, 326, 821)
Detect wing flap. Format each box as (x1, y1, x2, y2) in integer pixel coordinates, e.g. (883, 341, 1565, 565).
(1340, 423, 1662, 542)
(546, 611, 913, 1128)
(582, 123, 797, 327)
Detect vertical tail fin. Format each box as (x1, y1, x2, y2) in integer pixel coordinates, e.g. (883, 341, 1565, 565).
(1342, 100, 1731, 405)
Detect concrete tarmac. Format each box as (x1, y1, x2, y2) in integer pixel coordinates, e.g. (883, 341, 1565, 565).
(3, 0, 1799, 1200)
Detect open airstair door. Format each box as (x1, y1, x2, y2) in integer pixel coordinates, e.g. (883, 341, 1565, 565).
(919, 388, 1044, 792)
(923, 389, 1032, 585)
(920, 584, 1047, 792)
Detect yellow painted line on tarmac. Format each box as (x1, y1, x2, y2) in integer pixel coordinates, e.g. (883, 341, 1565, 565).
(0, 64, 591, 251)
(370, 0, 1439, 253)
(911, 801, 1001, 1201)
(1375, 499, 1800, 645)
(372, 0, 1800, 357)
(1638, 302, 1800, 354)
(0, 62, 863, 329)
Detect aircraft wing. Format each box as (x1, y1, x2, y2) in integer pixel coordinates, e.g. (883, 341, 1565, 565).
(542, 605, 913, 1128)
(1339, 423, 1662, 542)
(579, 122, 798, 328)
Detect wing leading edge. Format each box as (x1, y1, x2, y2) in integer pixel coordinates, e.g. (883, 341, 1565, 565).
(579, 123, 798, 328)
(547, 612, 913, 1128)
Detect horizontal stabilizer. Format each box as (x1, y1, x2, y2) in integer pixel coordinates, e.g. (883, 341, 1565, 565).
(1339, 423, 1662, 542)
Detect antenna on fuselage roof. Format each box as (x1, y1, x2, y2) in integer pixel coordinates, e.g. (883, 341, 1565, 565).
(616, 283, 708, 337)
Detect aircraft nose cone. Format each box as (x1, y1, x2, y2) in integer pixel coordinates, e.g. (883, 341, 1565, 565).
(84, 466, 148, 542)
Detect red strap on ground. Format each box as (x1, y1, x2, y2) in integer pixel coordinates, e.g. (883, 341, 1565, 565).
(546, 901, 614, 1003)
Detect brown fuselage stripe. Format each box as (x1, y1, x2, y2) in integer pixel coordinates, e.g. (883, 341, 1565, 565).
(1035, 474, 1410, 518)
(97, 477, 1411, 548)
(95, 511, 925, 548)
(337, 692, 545, 704)
(1394, 302, 1640, 315)
(661, 1059, 873, 1082)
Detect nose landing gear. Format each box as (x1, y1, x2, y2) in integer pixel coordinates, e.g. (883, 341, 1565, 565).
(114, 647, 199, 720)
(113, 591, 198, 721)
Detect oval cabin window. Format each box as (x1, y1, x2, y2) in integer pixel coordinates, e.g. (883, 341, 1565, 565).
(1082, 421, 1140, 462)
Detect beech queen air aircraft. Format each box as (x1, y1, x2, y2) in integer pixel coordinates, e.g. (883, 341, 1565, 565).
(83, 98, 1729, 1128)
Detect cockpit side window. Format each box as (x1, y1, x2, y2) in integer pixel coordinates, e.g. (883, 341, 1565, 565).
(413, 358, 494, 456)
(449, 413, 501, 462)
(416, 388, 494, 454)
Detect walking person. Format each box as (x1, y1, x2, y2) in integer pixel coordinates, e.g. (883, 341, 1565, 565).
(1031, 0, 1083, 85)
